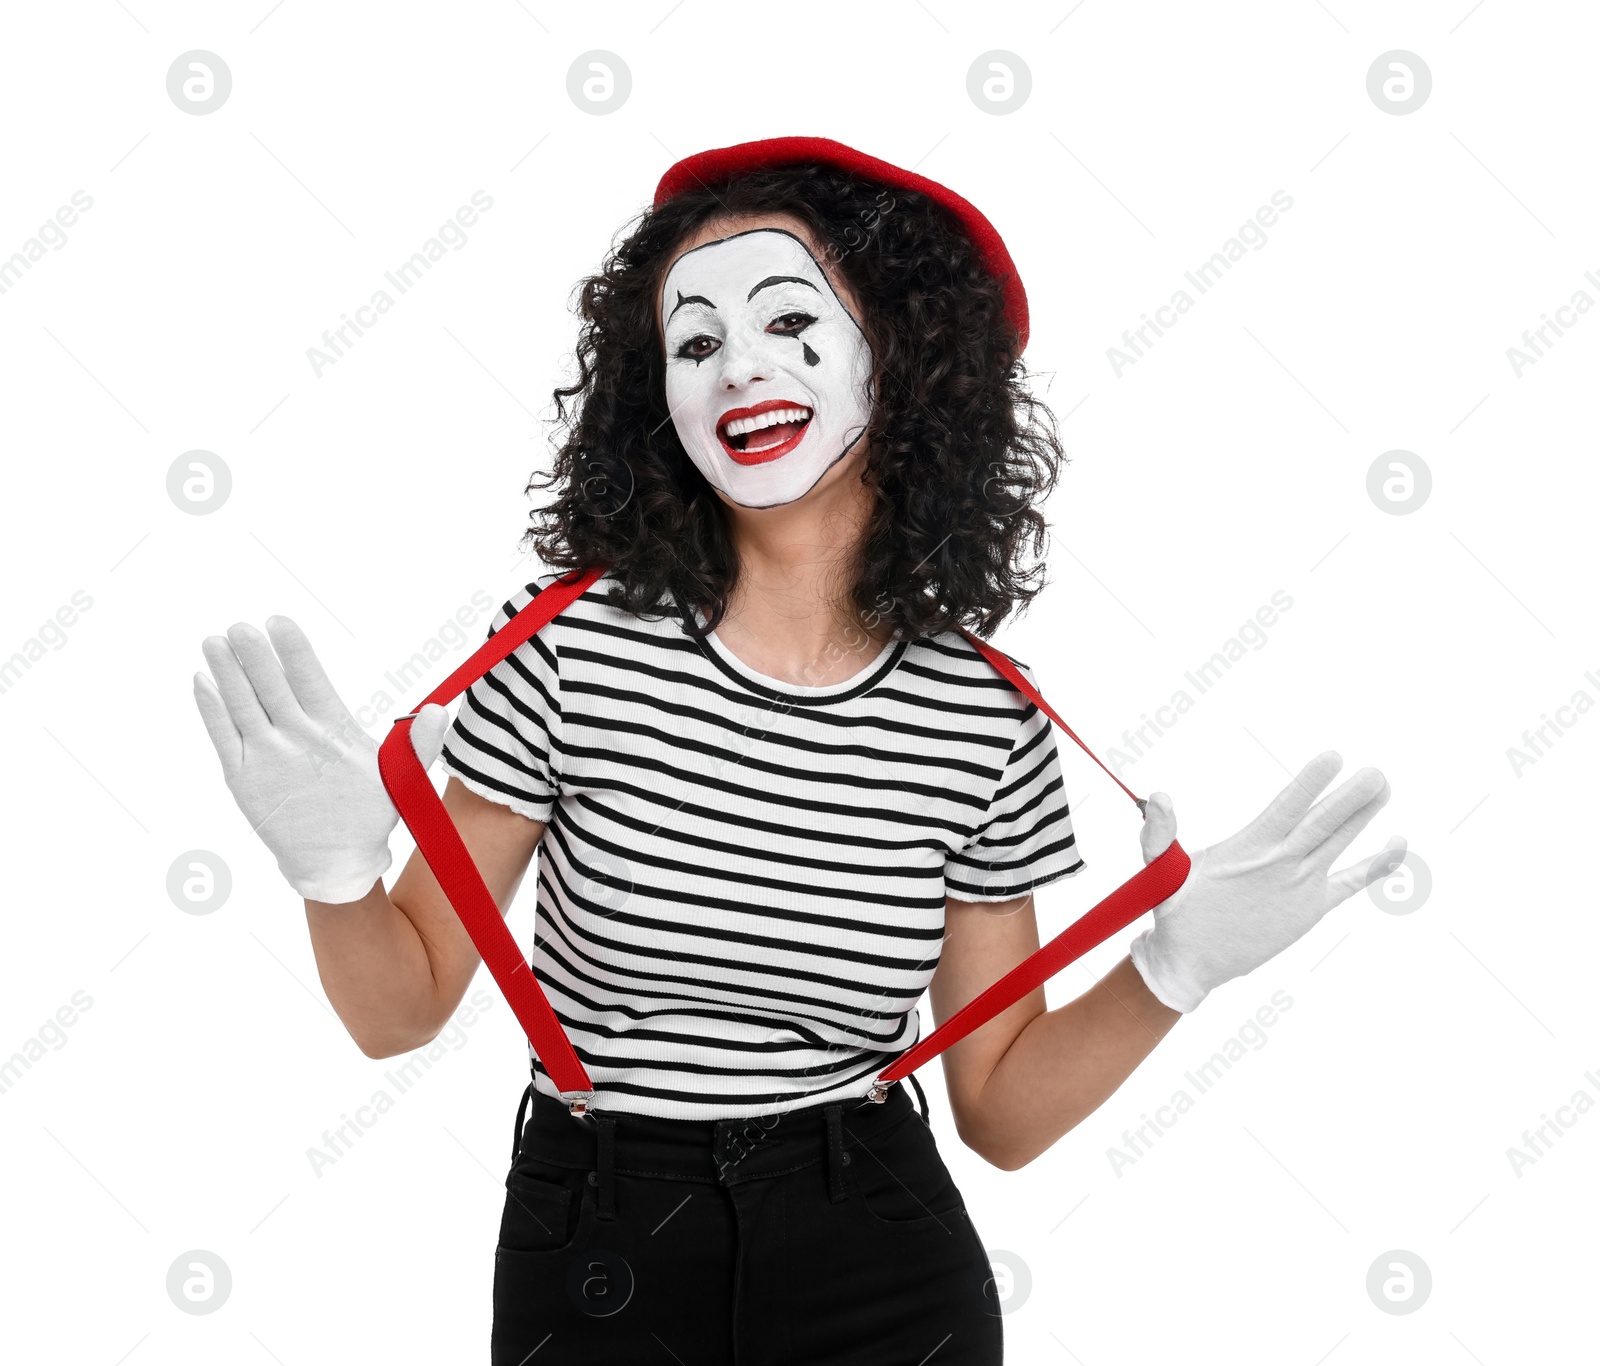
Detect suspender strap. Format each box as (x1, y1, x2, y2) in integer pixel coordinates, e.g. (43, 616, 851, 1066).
(871, 840, 1190, 1093)
(377, 566, 605, 1111)
(378, 565, 1191, 1118)
(962, 632, 1147, 808)
(864, 636, 1194, 1097)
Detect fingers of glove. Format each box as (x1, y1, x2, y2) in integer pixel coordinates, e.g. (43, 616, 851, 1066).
(200, 632, 275, 741)
(193, 672, 243, 778)
(409, 703, 452, 769)
(265, 616, 354, 731)
(1327, 834, 1407, 904)
(1246, 750, 1343, 842)
(1139, 791, 1178, 865)
(1302, 773, 1391, 871)
(223, 621, 311, 732)
(1290, 767, 1389, 861)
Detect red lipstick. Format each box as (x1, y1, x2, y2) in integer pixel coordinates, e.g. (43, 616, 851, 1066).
(716, 398, 813, 466)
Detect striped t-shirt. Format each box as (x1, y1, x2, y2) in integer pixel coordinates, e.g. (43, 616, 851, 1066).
(440, 571, 1084, 1119)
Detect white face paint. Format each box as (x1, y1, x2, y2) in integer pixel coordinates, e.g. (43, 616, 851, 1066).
(660, 228, 874, 509)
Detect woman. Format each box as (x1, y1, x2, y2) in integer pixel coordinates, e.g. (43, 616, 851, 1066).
(193, 137, 1403, 1364)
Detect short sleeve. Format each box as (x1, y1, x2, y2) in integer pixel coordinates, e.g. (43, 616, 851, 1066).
(944, 664, 1086, 902)
(439, 577, 564, 824)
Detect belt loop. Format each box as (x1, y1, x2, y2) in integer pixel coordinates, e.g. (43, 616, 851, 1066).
(511, 1081, 534, 1163)
(824, 1103, 846, 1203)
(907, 1071, 931, 1126)
(596, 1115, 617, 1221)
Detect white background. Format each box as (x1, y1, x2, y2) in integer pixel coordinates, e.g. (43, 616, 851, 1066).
(1, 2, 1594, 1362)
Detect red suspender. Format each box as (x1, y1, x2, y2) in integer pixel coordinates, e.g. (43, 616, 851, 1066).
(870, 634, 1191, 1097)
(377, 566, 1191, 1118)
(378, 566, 605, 1113)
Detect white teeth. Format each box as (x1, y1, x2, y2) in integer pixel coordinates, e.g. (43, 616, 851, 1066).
(721, 406, 811, 437)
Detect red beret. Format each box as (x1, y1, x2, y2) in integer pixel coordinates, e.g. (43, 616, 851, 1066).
(653, 135, 1029, 355)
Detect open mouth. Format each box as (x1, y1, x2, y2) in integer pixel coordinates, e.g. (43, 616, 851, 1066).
(716, 400, 813, 466)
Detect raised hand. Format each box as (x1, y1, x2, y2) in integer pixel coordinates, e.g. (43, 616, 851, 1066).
(193, 616, 451, 904)
(1129, 752, 1405, 1012)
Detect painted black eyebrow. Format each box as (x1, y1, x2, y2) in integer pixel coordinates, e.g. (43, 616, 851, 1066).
(668, 290, 716, 319)
(747, 275, 819, 301)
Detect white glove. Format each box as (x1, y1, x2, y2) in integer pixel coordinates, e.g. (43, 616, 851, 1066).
(1129, 752, 1405, 1013)
(193, 615, 451, 905)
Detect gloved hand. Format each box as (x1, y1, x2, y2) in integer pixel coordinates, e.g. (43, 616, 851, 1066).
(193, 616, 451, 905)
(1128, 752, 1405, 1012)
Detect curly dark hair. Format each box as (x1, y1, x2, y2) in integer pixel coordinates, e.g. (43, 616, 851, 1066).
(523, 160, 1065, 640)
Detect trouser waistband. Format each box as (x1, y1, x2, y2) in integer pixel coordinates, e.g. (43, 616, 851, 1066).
(509, 1075, 931, 1222)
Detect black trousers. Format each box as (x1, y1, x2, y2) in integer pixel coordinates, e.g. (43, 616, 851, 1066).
(490, 1077, 1005, 1365)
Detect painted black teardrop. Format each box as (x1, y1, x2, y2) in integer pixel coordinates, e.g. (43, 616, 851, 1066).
(802, 342, 820, 367)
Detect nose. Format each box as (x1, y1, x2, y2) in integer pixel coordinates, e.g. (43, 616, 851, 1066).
(716, 325, 768, 390)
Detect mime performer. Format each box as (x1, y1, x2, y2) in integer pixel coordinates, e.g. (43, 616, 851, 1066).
(194, 136, 1404, 1365)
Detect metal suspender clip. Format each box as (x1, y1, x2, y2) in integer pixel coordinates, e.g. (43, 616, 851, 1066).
(865, 1078, 893, 1104)
(562, 1090, 597, 1119)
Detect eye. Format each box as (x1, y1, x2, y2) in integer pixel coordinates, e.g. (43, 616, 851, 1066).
(766, 311, 816, 337)
(674, 334, 721, 363)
